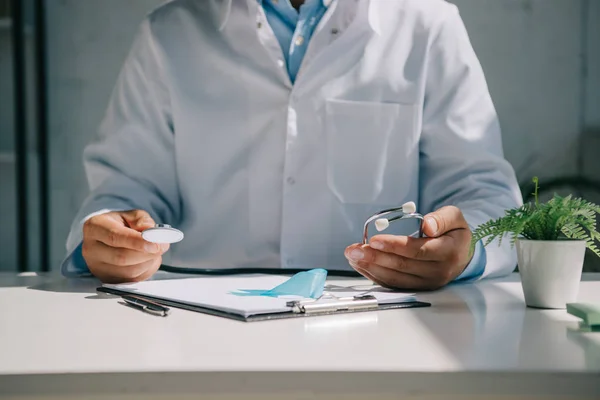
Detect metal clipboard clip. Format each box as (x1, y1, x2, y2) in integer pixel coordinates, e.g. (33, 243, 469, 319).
(286, 293, 379, 315)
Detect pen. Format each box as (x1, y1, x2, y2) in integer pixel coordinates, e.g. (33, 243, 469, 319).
(121, 295, 170, 317)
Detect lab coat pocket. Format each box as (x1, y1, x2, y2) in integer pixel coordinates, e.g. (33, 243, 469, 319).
(325, 99, 415, 205)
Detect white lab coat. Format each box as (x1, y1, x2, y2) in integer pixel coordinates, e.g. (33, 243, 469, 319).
(63, 0, 522, 278)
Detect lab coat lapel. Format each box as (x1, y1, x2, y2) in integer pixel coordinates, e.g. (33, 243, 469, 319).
(293, 0, 376, 94)
(214, 0, 233, 31)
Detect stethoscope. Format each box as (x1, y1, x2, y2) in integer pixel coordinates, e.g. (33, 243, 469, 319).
(144, 202, 424, 277)
(361, 201, 424, 244)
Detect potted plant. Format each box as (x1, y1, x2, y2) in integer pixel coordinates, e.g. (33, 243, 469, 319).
(471, 177, 600, 309)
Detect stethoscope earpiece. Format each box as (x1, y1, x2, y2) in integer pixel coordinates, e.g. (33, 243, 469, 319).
(363, 201, 424, 244)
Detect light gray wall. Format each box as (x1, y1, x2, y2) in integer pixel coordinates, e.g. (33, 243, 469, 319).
(0, 0, 599, 271)
(454, 0, 585, 181)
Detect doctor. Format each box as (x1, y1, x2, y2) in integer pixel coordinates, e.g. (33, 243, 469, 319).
(63, 0, 522, 289)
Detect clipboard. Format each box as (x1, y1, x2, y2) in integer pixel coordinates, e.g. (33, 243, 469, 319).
(97, 286, 431, 322)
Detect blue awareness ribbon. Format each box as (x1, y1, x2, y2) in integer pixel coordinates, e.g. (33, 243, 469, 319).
(231, 268, 328, 299)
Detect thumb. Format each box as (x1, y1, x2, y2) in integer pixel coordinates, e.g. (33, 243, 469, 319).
(423, 206, 468, 238)
(120, 210, 156, 232)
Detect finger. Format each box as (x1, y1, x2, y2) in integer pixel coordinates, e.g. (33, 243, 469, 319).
(90, 257, 162, 284)
(92, 241, 163, 267)
(422, 205, 468, 238)
(159, 243, 170, 253)
(82, 240, 161, 270)
(353, 262, 431, 290)
(350, 256, 453, 290)
(349, 262, 389, 287)
(366, 235, 453, 261)
(127, 256, 162, 282)
(347, 251, 387, 284)
(355, 246, 439, 275)
(344, 243, 363, 260)
(348, 259, 397, 288)
(85, 216, 161, 253)
(131, 260, 162, 282)
(120, 210, 156, 232)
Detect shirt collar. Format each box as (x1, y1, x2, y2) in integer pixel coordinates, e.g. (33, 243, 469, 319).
(255, 0, 334, 8)
(215, 0, 377, 34)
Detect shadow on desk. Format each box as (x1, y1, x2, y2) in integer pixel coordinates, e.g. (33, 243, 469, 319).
(23, 270, 194, 297)
(27, 278, 101, 295)
(0, 273, 95, 293)
(0, 273, 101, 295)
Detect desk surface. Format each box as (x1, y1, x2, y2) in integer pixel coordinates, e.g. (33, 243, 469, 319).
(1, 272, 600, 399)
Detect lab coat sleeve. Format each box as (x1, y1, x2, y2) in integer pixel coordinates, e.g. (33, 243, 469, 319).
(61, 18, 180, 276)
(418, 5, 523, 280)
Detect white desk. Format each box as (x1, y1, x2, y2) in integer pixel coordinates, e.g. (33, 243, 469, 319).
(1, 272, 599, 400)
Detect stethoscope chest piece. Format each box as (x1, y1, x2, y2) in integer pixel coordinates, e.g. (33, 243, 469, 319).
(142, 224, 184, 244)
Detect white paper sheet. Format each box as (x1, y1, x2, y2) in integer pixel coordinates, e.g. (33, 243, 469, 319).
(103, 275, 416, 318)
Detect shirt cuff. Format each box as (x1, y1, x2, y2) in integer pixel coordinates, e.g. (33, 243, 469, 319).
(454, 239, 486, 282)
(61, 242, 93, 277)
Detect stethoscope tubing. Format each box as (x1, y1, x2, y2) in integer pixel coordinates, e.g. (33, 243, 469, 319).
(159, 264, 362, 277)
(158, 206, 422, 277)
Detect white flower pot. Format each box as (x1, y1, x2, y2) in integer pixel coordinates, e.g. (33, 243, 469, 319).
(516, 239, 586, 309)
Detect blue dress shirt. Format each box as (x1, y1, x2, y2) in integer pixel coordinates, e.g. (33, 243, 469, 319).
(260, 0, 330, 83)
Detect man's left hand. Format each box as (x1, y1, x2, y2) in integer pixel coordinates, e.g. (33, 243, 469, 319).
(344, 206, 473, 290)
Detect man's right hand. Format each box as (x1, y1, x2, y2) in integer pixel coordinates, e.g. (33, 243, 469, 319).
(82, 210, 169, 283)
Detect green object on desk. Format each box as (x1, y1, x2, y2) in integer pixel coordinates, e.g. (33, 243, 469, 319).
(577, 322, 600, 333)
(567, 303, 600, 326)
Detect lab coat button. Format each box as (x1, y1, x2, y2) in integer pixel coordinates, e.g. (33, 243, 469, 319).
(286, 177, 296, 185)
